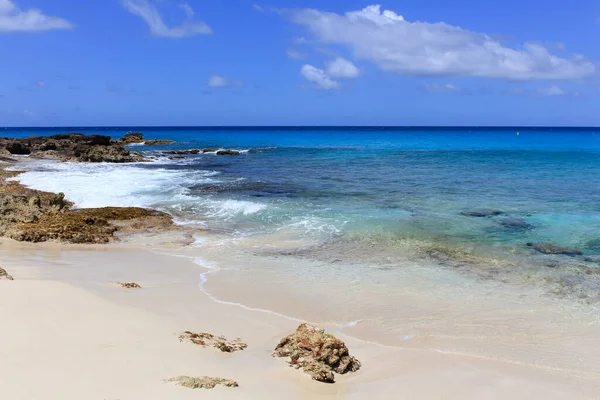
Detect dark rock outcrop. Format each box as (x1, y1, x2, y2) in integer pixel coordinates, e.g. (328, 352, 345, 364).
(0, 133, 143, 163)
(273, 323, 361, 383)
(527, 242, 583, 256)
(163, 149, 200, 155)
(460, 209, 504, 218)
(6, 142, 31, 155)
(145, 139, 175, 146)
(118, 132, 144, 144)
(216, 150, 240, 156)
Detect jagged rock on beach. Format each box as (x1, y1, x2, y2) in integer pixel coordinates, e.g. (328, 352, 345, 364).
(500, 218, 534, 231)
(0, 266, 13, 281)
(118, 282, 141, 289)
(460, 208, 504, 218)
(166, 376, 238, 390)
(527, 242, 583, 256)
(216, 150, 240, 156)
(273, 323, 361, 383)
(10, 212, 117, 244)
(179, 331, 248, 353)
(78, 207, 172, 221)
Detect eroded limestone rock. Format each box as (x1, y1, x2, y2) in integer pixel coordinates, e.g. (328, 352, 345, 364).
(273, 323, 361, 383)
(179, 331, 247, 353)
(166, 376, 238, 389)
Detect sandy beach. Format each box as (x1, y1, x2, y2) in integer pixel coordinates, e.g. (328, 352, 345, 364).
(1, 239, 598, 400)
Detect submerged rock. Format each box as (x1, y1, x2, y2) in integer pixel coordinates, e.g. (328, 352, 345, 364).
(527, 242, 583, 256)
(500, 218, 534, 231)
(179, 331, 247, 353)
(167, 376, 238, 389)
(584, 238, 600, 253)
(460, 208, 504, 218)
(0, 266, 13, 280)
(273, 323, 361, 383)
(216, 150, 240, 156)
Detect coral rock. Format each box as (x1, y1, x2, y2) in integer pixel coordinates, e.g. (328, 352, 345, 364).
(179, 331, 247, 353)
(273, 323, 361, 383)
(167, 376, 238, 389)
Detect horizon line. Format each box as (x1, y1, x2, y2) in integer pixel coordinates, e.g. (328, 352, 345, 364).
(2, 125, 600, 130)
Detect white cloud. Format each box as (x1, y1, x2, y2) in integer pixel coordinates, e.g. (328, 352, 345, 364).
(538, 85, 566, 96)
(286, 48, 305, 60)
(122, 0, 212, 38)
(35, 81, 45, 88)
(424, 83, 460, 93)
(326, 57, 360, 78)
(289, 4, 595, 80)
(253, 4, 264, 12)
(300, 64, 341, 90)
(208, 75, 244, 88)
(0, 0, 72, 32)
(179, 3, 194, 18)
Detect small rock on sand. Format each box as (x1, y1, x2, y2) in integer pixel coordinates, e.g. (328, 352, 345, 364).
(118, 282, 141, 289)
(167, 376, 238, 389)
(179, 331, 247, 352)
(273, 323, 361, 383)
(0, 266, 13, 280)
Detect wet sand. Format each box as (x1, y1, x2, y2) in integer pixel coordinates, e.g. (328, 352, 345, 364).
(0, 239, 598, 399)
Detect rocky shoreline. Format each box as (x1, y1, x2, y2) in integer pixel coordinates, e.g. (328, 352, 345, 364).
(0, 132, 191, 244)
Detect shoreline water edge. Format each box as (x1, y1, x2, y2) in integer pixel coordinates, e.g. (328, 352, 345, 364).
(1, 130, 600, 399)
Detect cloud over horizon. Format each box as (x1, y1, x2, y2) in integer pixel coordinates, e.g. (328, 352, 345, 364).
(0, 0, 73, 32)
(208, 75, 244, 88)
(123, 0, 212, 38)
(288, 4, 596, 81)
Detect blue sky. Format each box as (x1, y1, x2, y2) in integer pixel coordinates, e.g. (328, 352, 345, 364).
(1, 0, 600, 126)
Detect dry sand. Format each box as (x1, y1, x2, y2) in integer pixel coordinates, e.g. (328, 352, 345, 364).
(0, 239, 598, 399)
